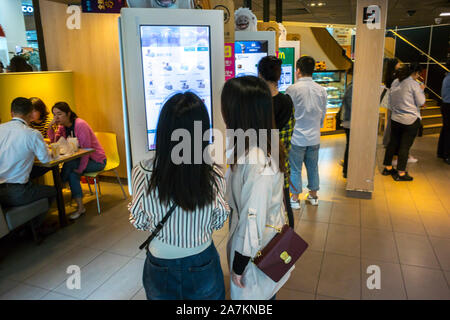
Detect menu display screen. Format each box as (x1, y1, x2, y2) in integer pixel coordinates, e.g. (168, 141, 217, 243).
(140, 25, 213, 150)
(278, 47, 295, 93)
(234, 40, 268, 78)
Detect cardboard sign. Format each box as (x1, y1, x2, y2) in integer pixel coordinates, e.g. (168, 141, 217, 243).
(210, 0, 235, 42)
(224, 42, 235, 80)
(82, 0, 125, 13)
(287, 33, 301, 41)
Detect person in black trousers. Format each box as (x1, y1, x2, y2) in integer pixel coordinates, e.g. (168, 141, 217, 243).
(383, 63, 425, 181)
(437, 59, 450, 164)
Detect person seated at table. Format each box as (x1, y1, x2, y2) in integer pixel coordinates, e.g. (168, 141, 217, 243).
(0, 97, 56, 208)
(48, 102, 107, 220)
(29, 97, 52, 139)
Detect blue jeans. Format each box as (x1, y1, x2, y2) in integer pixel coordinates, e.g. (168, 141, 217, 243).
(143, 242, 225, 300)
(289, 144, 320, 194)
(61, 158, 106, 199)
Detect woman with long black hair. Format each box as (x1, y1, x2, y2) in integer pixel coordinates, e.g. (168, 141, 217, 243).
(382, 63, 425, 181)
(128, 92, 229, 300)
(222, 76, 291, 300)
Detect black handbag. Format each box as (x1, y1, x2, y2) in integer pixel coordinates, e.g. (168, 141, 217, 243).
(139, 203, 177, 251)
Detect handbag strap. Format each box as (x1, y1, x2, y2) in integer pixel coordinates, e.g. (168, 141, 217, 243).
(139, 203, 177, 251)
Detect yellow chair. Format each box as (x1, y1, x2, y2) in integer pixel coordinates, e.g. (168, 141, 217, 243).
(83, 132, 127, 214)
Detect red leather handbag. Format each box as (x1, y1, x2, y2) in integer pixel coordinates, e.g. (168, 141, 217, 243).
(252, 224, 309, 282)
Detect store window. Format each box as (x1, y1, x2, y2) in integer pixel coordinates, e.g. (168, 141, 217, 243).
(0, 0, 42, 72)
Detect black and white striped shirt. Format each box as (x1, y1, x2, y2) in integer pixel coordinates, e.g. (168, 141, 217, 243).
(128, 160, 230, 248)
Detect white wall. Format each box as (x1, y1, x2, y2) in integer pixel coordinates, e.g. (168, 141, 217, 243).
(0, 0, 28, 62)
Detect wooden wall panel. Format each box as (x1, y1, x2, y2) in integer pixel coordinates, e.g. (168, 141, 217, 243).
(39, 0, 127, 177)
(346, 0, 387, 196)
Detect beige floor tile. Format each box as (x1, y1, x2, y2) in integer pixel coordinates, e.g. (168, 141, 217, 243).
(107, 229, 150, 258)
(41, 291, 77, 300)
(53, 252, 131, 299)
(419, 211, 450, 239)
(131, 287, 147, 300)
(401, 265, 450, 300)
(361, 260, 406, 300)
(395, 233, 440, 269)
(429, 237, 450, 271)
(0, 284, 48, 300)
(24, 246, 103, 290)
(325, 224, 361, 258)
(360, 201, 392, 231)
(445, 271, 450, 287)
(283, 250, 323, 294)
(390, 211, 427, 236)
(317, 253, 361, 300)
(80, 222, 133, 251)
(276, 287, 315, 300)
(361, 228, 399, 263)
(296, 221, 329, 252)
(330, 202, 360, 227)
(300, 201, 332, 223)
(87, 258, 144, 300)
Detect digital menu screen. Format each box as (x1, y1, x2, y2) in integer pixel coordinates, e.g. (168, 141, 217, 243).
(234, 40, 268, 77)
(278, 47, 295, 93)
(140, 25, 213, 151)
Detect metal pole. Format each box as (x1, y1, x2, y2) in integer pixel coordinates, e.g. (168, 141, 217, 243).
(244, 0, 252, 10)
(276, 0, 282, 23)
(263, 0, 270, 22)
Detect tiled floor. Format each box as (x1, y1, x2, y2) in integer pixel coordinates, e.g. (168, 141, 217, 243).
(0, 134, 449, 300)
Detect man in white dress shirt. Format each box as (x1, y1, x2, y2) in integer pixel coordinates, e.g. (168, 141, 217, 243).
(286, 56, 327, 208)
(0, 97, 56, 208)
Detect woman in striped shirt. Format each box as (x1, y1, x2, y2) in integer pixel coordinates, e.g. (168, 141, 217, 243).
(129, 92, 230, 300)
(29, 97, 52, 138)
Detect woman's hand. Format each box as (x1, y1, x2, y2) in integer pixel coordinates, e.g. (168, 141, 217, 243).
(50, 117, 58, 127)
(231, 272, 245, 288)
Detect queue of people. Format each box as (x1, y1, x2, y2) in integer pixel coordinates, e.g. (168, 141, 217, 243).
(128, 55, 328, 300)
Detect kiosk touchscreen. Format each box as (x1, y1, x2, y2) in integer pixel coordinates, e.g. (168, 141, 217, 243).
(234, 31, 276, 78)
(278, 40, 300, 92)
(119, 9, 225, 189)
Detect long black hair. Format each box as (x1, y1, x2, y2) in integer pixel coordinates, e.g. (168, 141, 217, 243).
(383, 58, 399, 89)
(221, 76, 285, 172)
(52, 102, 78, 123)
(8, 56, 32, 72)
(149, 92, 219, 212)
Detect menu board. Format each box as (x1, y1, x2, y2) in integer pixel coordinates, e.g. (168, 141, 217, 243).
(140, 25, 213, 150)
(234, 40, 268, 77)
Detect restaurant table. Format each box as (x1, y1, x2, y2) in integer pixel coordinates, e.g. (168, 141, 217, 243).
(34, 148, 95, 227)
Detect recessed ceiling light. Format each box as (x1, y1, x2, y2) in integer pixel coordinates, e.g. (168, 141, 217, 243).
(440, 12, 450, 16)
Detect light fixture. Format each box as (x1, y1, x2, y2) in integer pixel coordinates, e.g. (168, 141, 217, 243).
(440, 12, 450, 16)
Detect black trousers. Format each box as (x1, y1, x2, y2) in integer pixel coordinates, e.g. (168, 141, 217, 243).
(283, 187, 294, 229)
(383, 118, 420, 171)
(0, 181, 56, 208)
(343, 128, 350, 176)
(437, 102, 450, 159)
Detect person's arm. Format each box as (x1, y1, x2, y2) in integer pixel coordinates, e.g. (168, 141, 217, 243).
(47, 123, 64, 143)
(128, 164, 152, 231)
(74, 121, 93, 174)
(231, 155, 274, 278)
(412, 82, 426, 108)
(30, 131, 51, 163)
(211, 166, 231, 231)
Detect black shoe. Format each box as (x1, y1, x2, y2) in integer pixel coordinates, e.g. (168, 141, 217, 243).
(444, 158, 450, 165)
(382, 168, 397, 176)
(393, 172, 413, 181)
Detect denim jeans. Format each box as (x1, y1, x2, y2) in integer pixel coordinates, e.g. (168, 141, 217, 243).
(289, 144, 320, 194)
(61, 158, 106, 199)
(143, 242, 225, 300)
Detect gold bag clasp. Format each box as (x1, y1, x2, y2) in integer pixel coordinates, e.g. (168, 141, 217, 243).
(280, 251, 292, 264)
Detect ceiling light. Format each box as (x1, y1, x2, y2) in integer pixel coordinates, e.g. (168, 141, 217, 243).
(440, 12, 450, 16)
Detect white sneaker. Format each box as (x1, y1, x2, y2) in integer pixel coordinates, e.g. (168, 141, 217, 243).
(392, 159, 398, 166)
(408, 156, 418, 163)
(290, 197, 300, 209)
(69, 208, 86, 220)
(306, 194, 319, 206)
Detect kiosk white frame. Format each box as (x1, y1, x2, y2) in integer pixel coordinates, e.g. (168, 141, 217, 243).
(119, 8, 225, 190)
(279, 40, 301, 66)
(235, 31, 276, 56)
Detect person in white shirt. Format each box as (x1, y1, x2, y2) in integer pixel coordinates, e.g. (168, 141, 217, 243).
(382, 63, 425, 181)
(286, 56, 327, 208)
(0, 97, 56, 208)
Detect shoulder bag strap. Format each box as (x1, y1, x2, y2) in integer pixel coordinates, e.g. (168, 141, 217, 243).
(139, 203, 177, 251)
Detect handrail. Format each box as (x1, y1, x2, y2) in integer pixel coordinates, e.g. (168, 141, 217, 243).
(388, 29, 449, 73)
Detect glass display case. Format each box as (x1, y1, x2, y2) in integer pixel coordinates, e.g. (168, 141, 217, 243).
(312, 70, 347, 109)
